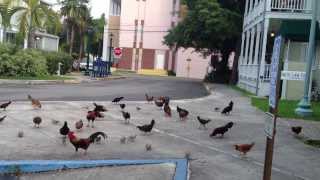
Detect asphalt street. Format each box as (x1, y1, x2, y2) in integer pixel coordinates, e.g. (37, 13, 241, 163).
(0, 76, 208, 101)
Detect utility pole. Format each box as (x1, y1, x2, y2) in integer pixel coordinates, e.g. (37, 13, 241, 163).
(295, 0, 318, 117)
(108, 33, 113, 75)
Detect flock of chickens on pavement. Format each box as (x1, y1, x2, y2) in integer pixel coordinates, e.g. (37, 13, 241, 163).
(0, 94, 303, 156)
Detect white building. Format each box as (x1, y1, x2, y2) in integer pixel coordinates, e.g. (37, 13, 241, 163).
(0, 0, 59, 51)
(238, 0, 320, 100)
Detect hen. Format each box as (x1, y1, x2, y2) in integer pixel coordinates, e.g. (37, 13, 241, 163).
(28, 95, 41, 109)
(120, 103, 126, 110)
(234, 142, 255, 156)
(221, 101, 233, 115)
(164, 103, 172, 117)
(225, 122, 234, 129)
(122, 111, 131, 124)
(93, 103, 107, 112)
(145, 94, 154, 103)
(210, 125, 229, 137)
(33, 116, 42, 128)
(68, 131, 107, 154)
(86, 110, 101, 128)
(177, 106, 189, 121)
(0, 115, 7, 122)
(59, 121, 70, 144)
(0, 101, 11, 111)
(75, 120, 84, 131)
(137, 119, 155, 134)
(112, 97, 124, 104)
(291, 126, 302, 135)
(197, 116, 211, 129)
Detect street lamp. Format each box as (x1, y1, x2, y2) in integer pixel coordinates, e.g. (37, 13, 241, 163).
(295, 0, 318, 116)
(85, 27, 94, 76)
(108, 33, 114, 75)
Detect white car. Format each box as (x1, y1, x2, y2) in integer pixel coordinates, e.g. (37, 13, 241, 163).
(79, 61, 93, 71)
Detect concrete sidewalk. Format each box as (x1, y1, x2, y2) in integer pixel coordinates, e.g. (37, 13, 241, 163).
(0, 84, 319, 180)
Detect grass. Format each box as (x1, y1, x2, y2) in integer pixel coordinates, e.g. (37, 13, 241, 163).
(304, 139, 320, 148)
(0, 75, 74, 80)
(251, 97, 320, 121)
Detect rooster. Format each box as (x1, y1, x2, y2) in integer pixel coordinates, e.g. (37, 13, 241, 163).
(86, 110, 101, 128)
(137, 119, 155, 134)
(0, 115, 7, 123)
(0, 101, 11, 111)
(27, 95, 41, 109)
(145, 94, 154, 103)
(197, 116, 211, 129)
(154, 99, 165, 109)
(75, 120, 84, 131)
(120, 103, 126, 110)
(33, 116, 42, 128)
(164, 103, 171, 117)
(122, 111, 130, 124)
(59, 121, 70, 144)
(93, 103, 107, 112)
(234, 142, 255, 156)
(177, 106, 189, 121)
(221, 101, 233, 115)
(68, 131, 107, 154)
(112, 97, 124, 104)
(210, 125, 229, 137)
(291, 126, 302, 135)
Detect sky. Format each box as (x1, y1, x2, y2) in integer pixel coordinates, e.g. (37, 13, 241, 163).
(46, 0, 107, 19)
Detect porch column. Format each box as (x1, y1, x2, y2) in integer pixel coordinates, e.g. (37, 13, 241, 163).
(249, 0, 253, 12)
(253, 24, 262, 65)
(249, 27, 256, 64)
(259, 19, 270, 81)
(239, 33, 245, 65)
(245, 0, 250, 15)
(255, 0, 259, 6)
(244, 30, 250, 64)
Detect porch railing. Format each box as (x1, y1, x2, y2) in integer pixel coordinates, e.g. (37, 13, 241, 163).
(270, 0, 312, 11)
(239, 64, 271, 81)
(261, 64, 271, 81)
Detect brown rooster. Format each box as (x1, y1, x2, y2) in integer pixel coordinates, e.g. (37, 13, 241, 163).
(68, 131, 107, 154)
(234, 142, 255, 156)
(145, 93, 154, 103)
(86, 111, 100, 128)
(177, 106, 189, 121)
(164, 103, 171, 117)
(291, 126, 302, 135)
(75, 120, 84, 131)
(28, 95, 41, 109)
(0, 101, 11, 111)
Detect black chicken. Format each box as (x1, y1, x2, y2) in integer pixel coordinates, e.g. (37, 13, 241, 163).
(33, 116, 42, 128)
(221, 101, 234, 115)
(225, 122, 234, 129)
(93, 103, 107, 112)
(137, 119, 155, 134)
(177, 106, 189, 120)
(120, 104, 126, 110)
(122, 111, 130, 124)
(0, 101, 11, 111)
(0, 115, 7, 122)
(112, 97, 124, 104)
(291, 126, 302, 135)
(197, 116, 211, 129)
(210, 125, 229, 137)
(60, 121, 70, 144)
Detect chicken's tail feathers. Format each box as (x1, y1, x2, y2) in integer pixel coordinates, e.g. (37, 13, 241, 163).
(89, 132, 107, 143)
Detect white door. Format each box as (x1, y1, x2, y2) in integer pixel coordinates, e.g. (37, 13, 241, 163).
(155, 53, 165, 70)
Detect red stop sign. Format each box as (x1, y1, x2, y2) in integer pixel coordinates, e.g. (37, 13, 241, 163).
(113, 47, 122, 57)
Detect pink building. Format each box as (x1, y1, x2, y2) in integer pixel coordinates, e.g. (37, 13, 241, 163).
(102, 0, 210, 79)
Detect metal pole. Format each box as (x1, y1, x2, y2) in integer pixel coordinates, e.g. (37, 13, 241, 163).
(108, 35, 113, 75)
(295, 0, 318, 116)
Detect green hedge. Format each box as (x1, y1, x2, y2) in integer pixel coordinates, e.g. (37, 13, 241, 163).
(0, 44, 73, 77)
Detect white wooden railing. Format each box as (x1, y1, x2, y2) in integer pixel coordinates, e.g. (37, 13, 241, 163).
(261, 64, 271, 81)
(270, 0, 312, 11)
(239, 64, 271, 81)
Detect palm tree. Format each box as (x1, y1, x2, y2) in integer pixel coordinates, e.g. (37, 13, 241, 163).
(60, 0, 89, 55)
(18, 0, 52, 48)
(0, 0, 25, 42)
(77, 6, 90, 60)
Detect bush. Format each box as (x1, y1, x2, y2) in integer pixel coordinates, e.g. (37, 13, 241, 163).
(44, 52, 73, 75)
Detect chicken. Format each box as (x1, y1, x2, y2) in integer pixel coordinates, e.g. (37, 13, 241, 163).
(93, 103, 107, 112)
(234, 142, 255, 156)
(221, 101, 233, 115)
(0, 101, 11, 111)
(145, 144, 152, 151)
(121, 111, 130, 124)
(137, 119, 155, 134)
(197, 116, 211, 129)
(177, 106, 189, 121)
(0, 115, 7, 123)
(210, 125, 229, 137)
(33, 116, 42, 128)
(27, 95, 41, 109)
(291, 126, 302, 135)
(163, 96, 170, 105)
(68, 131, 107, 154)
(225, 122, 234, 129)
(120, 103, 126, 110)
(154, 99, 165, 108)
(86, 110, 100, 128)
(120, 136, 126, 144)
(145, 94, 154, 103)
(112, 97, 124, 104)
(75, 120, 84, 131)
(59, 121, 70, 144)
(164, 103, 172, 117)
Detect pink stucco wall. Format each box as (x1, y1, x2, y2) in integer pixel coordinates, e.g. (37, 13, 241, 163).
(176, 48, 210, 79)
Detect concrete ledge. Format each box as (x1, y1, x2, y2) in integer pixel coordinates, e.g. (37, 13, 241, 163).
(0, 159, 188, 180)
(137, 69, 168, 76)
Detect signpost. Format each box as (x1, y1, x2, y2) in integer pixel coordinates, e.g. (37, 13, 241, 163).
(263, 36, 282, 180)
(113, 47, 122, 58)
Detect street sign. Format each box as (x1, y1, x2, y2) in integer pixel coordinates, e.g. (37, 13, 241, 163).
(269, 36, 282, 109)
(281, 71, 306, 81)
(264, 112, 275, 138)
(113, 47, 122, 58)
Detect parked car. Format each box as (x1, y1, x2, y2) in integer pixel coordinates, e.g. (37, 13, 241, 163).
(79, 59, 93, 71)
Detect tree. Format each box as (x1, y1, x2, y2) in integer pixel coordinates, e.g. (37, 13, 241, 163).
(43, 8, 62, 35)
(0, 0, 25, 42)
(90, 14, 105, 58)
(77, 6, 90, 60)
(17, 0, 53, 48)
